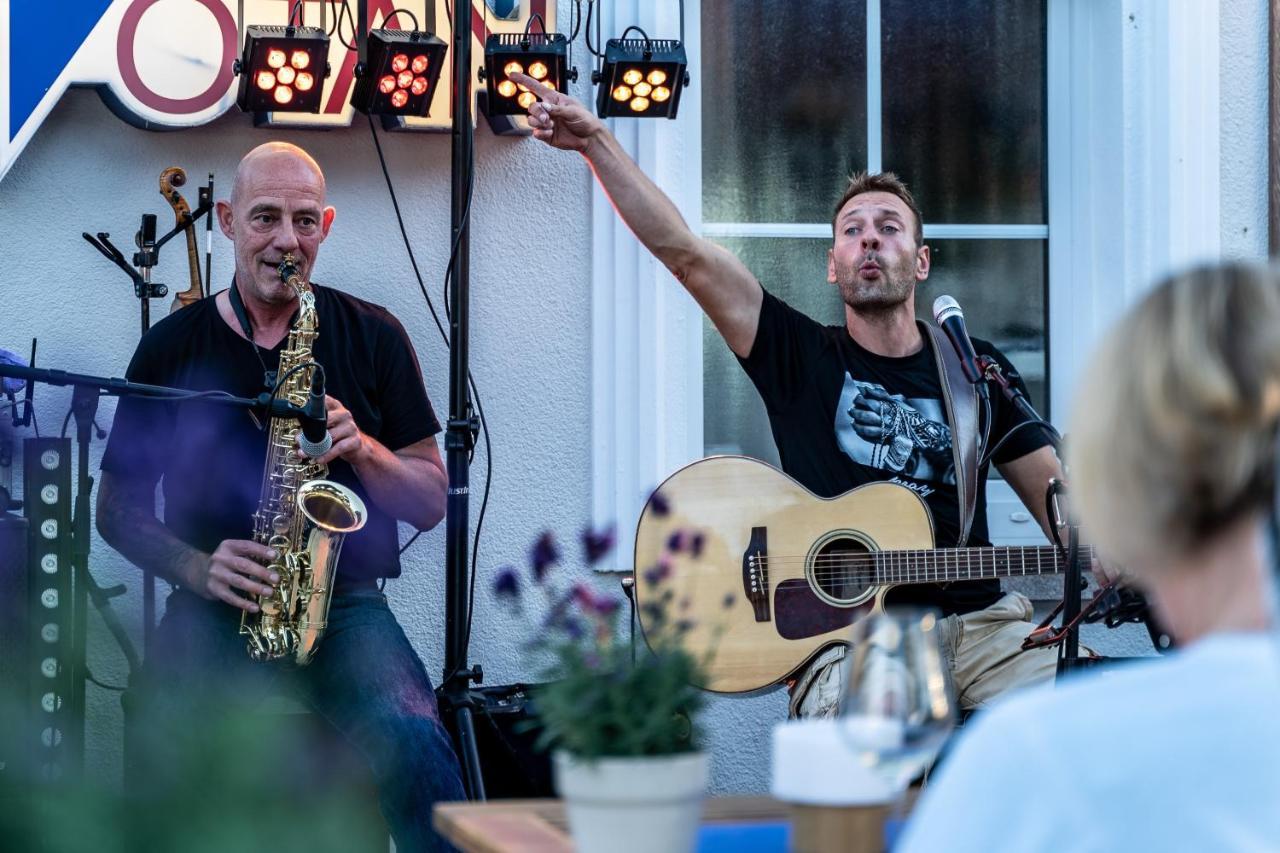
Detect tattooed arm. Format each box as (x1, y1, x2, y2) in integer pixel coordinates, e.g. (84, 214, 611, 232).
(96, 472, 277, 612)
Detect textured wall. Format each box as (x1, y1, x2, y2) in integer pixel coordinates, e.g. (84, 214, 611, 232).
(1220, 0, 1270, 257)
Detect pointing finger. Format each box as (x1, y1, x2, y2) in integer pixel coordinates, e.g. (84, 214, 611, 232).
(509, 71, 555, 101)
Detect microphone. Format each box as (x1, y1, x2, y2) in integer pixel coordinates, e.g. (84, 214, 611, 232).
(932, 295, 987, 391)
(297, 370, 332, 459)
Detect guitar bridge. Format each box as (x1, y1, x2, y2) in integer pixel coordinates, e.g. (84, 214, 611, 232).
(742, 527, 771, 623)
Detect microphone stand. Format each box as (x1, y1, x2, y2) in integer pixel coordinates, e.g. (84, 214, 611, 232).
(0, 363, 310, 425)
(83, 194, 215, 653)
(975, 356, 1088, 676)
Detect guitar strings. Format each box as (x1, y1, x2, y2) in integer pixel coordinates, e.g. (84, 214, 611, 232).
(669, 546, 1097, 585)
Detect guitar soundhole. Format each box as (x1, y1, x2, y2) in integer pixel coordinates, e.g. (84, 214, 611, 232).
(810, 536, 875, 606)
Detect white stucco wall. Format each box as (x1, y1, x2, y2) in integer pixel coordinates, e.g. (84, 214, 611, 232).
(1221, 0, 1270, 259)
(0, 0, 1272, 806)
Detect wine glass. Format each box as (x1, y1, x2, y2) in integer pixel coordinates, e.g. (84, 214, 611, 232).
(837, 608, 957, 800)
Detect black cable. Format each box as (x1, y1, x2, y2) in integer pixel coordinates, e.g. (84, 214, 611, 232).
(977, 393, 992, 468)
(399, 529, 422, 555)
(584, 0, 603, 57)
(618, 25, 651, 46)
(366, 116, 493, 671)
(441, 155, 476, 332)
(325, 0, 340, 36)
(58, 386, 248, 439)
(594, 0, 603, 73)
(567, 0, 583, 41)
(288, 0, 304, 27)
(366, 114, 450, 346)
(981, 418, 1062, 468)
(524, 13, 546, 35)
(335, 0, 358, 52)
(387, 7, 420, 31)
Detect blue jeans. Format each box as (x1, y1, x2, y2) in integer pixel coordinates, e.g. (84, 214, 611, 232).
(126, 585, 466, 852)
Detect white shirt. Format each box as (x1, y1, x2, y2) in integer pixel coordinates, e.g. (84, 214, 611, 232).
(897, 633, 1280, 852)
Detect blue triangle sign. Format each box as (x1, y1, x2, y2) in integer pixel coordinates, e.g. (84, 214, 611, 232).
(11, 1, 116, 141)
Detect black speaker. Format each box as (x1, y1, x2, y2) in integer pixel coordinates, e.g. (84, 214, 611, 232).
(0, 513, 30, 794)
(442, 683, 555, 799)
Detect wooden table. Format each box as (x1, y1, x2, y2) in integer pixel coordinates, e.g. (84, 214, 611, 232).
(433, 795, 790, 853)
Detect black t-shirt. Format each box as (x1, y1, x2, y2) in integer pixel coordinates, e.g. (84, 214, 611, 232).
(738, 289, 1049, 615)
(100, 284, 439, 586)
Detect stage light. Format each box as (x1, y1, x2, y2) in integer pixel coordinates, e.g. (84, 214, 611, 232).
(481, 33, 575, 116)
(592, 38, 689, 119)
(351, 28, 448, 117)
(235, 25, 330, 114)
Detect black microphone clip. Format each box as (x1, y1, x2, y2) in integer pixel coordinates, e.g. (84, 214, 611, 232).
(297, 368, 332, 459)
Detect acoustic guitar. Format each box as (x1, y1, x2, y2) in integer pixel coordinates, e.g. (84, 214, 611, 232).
(633, 456, 1089, 694)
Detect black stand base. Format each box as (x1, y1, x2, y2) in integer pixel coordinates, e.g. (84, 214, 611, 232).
(437, 682, 554, 800)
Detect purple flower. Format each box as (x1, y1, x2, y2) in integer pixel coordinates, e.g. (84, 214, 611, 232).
(648, 490, 670, 517)
(493, 567, 520, 599)
(666, 530, 685, 553)
(572, 582, 622, 618)
(581, 525, 617, 566)
(641, 602, 665, 625)
(643, 558, 672, 588)
(562, 616, 586, 640)
(531, 531, 560, 583)
(690, 532, 706, 559)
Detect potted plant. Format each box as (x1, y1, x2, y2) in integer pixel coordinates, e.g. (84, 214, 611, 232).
(494, 518, 718, 853)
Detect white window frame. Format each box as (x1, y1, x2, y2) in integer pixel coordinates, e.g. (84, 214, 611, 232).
(591, 0, 1222, 560)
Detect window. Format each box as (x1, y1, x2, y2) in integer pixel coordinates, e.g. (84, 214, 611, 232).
(700, 0, 1048, 468)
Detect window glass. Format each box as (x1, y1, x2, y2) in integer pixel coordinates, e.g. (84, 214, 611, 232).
(701, 0, 868, 223)
(701, 3, 1049, 466)
(881, 0, 1047, 223)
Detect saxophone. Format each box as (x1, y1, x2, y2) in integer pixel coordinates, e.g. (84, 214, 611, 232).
(240, 253, 367, 665)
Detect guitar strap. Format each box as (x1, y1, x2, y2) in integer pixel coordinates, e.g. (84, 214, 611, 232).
(921, 321, 979, 546)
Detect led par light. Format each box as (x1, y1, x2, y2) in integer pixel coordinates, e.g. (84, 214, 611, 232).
(235, 25, 330, 113)
(481, 33, 573, 116)
(352, 29, 448, 117)
(593, 38, 689, 119)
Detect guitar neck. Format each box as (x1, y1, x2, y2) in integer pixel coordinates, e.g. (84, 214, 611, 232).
(875, 544, 1093, 585)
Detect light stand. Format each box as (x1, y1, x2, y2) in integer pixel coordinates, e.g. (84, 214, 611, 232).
(433, 2, 487, 801)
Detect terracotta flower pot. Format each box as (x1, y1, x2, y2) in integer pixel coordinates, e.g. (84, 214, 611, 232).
(553, 750, 710, 853)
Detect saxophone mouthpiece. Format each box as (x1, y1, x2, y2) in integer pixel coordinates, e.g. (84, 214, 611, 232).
(277, 254, 300, 284)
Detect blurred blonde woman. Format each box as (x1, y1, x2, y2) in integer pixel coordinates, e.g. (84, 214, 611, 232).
(900, 262, 1280, 851)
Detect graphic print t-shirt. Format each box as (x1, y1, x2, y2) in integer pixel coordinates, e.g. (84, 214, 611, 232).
(738, 289, 1050, 615)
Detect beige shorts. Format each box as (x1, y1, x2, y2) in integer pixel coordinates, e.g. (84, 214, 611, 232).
(788, 592, 1062, 718)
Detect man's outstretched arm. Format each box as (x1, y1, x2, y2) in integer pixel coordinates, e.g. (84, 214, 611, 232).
(514, 73, 763, 357)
